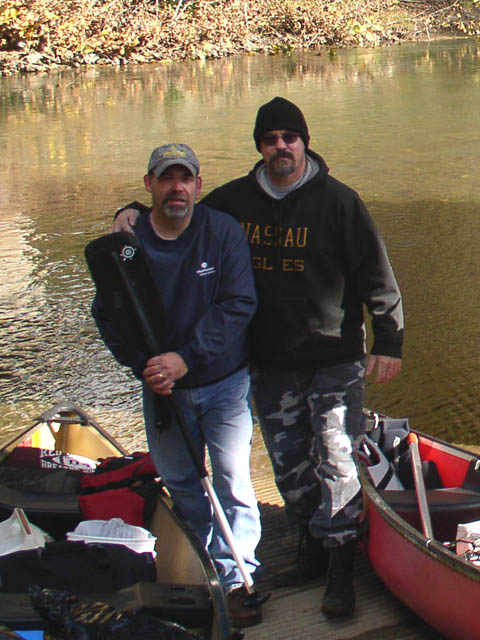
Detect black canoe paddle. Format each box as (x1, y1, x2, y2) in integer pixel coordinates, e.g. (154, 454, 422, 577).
(84, 230, 168, 431)
(84, 231, 268, 607)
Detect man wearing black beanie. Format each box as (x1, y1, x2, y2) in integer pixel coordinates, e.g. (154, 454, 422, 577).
(113, 96, 404, 621)
(253, 96, 310, 150)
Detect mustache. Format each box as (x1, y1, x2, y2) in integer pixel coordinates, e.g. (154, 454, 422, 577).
(166, 193, 187, 203)
(271, 150, 294, 161)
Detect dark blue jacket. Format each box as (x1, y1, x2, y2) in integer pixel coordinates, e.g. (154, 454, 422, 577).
(92, 204, 257, 388)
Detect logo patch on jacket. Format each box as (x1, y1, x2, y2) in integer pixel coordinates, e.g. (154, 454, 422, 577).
(196, 261, 216, 277)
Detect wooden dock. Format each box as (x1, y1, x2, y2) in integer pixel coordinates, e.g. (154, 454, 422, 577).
(246, 427, 444, 640)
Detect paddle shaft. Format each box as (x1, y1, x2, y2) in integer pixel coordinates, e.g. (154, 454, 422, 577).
(112, 251, 166, 432)
(408, 433, 434, 540)
(112, 250, 209, 478)
(111, 247, 256, 593)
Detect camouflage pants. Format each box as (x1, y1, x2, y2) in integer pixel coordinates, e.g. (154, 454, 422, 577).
(251, 360, 366, 547)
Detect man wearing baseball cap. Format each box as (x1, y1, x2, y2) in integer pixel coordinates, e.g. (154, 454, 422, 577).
(92, 143, 263, 628)
(114, 98, 404, 620)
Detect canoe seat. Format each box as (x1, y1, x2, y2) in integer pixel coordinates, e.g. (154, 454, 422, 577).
(0, 485, 80, 514)
(0, 485, 81, 539)
(96, 582, 213, 628)
(379, 487, 480, 541)
(380, 487, 480, 510)
(460, 458, 480, 491)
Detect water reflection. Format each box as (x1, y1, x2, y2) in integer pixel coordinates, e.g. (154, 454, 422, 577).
(1, 38, 480, 448)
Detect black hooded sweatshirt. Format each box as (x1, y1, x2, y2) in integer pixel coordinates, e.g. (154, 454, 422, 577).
(201, 149, 404, 369)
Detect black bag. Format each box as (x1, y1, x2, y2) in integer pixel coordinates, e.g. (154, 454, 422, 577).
(30, 586, 201, 639)
(0, 541, 156, 594)
(0, 447, 94, 496)
(363, 411, 442, 490)
(0, 466, 83, 495)
(365, 412, 412, 487)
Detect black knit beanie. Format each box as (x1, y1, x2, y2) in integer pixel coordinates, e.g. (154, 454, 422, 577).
(253, 96, 310, 151)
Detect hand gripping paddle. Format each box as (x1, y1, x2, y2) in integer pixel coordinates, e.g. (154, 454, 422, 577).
(84, 231, 269, 608)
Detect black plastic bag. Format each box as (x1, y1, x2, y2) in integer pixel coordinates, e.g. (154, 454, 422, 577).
(0, 627, 24, 639)
(30, 586, 203, 640)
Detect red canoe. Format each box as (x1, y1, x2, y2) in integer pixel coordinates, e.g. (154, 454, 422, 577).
(359, 412, 480, 640)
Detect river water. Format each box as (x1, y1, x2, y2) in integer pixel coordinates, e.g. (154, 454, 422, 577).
(1, 37, 480, 449)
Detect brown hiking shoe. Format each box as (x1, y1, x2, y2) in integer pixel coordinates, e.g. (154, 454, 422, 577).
(227, 586, 262, 628)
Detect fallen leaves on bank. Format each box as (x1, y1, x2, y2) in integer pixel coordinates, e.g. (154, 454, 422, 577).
(1, 0, 479, 76)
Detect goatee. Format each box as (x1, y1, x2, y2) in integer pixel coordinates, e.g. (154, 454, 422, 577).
(164, 203, 189, 219)
(268, 151, 296, 177)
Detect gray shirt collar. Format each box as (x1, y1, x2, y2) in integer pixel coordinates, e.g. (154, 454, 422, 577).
(256, 155, 318, 199)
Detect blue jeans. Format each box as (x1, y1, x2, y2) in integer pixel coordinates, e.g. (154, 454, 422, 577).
(251, 360, 366, 547)
(143, 367, 261, 591)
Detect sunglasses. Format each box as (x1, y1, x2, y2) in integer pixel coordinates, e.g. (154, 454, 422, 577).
(260, 132, 300, 146)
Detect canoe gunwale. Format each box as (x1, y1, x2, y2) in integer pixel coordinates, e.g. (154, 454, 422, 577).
(0, 401, 129, 460)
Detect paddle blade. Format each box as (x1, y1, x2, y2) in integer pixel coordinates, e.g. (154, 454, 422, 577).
(84, 231, 167, 355)
(85, 231, 172, 432)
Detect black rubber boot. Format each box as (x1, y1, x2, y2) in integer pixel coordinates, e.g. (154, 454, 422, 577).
(321, 541, 356, 618)
(273, 527, 329, 587)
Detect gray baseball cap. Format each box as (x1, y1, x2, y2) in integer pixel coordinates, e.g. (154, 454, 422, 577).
(147, 143, 200, 177)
